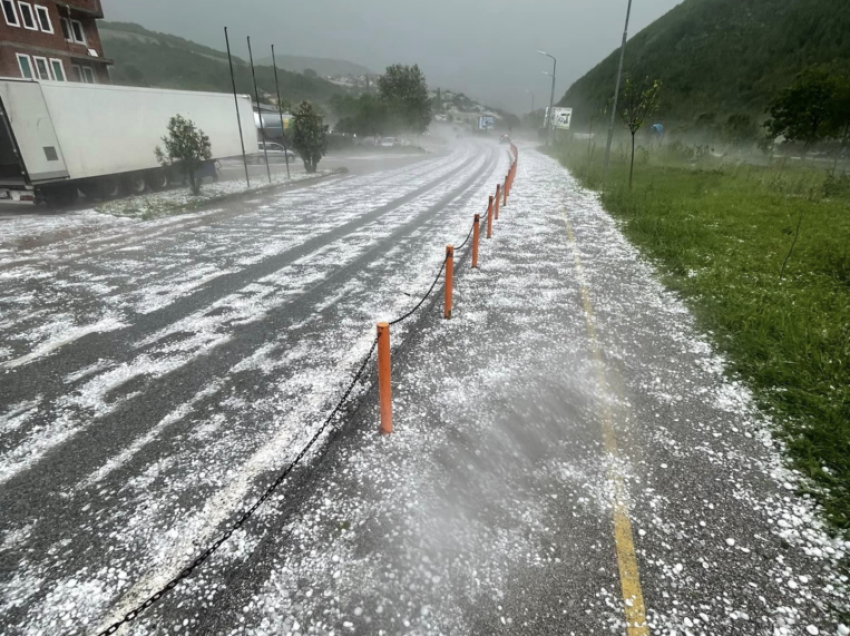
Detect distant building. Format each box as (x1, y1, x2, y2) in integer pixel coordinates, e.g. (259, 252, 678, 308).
(0, 0, 112, 84)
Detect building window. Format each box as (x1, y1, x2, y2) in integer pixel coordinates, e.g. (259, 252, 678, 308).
(16, 53, 33, 79)
(2, 0, 19, 27)
(34, 4, 51, 32)
(50, 58, 66, 81)
(72, 64, 96, 84)
(59, 16, 84, 43)
(33, 56, 50, 81)
(17, 2, 36, 30)
(70, 19, 85, 43)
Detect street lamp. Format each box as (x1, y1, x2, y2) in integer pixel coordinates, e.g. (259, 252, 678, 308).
(537, 50, 557, 146)
(603, 0, 635, 185)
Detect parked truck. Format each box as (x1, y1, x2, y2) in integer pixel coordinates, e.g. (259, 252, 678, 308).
(0, 78, 256, 205)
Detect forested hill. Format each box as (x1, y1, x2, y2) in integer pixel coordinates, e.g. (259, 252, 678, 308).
(99, 21, 346, 107)
(560, 0, 850, 127)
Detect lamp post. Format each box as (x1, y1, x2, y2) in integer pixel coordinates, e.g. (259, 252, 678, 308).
(537, 50, 557, 146)
(603, 0, 634, 185)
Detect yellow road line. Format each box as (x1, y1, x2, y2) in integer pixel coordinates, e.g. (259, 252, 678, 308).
(560, 208, 650, 636)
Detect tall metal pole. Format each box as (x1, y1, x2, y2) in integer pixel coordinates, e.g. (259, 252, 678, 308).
(224, 27, 250, 188)
(248, 36, 272, 184)
(548, 58, 557, 146)
(537, 51, 557, 147)
(271, 44, 291, 180)
(603, 0, 634, 185)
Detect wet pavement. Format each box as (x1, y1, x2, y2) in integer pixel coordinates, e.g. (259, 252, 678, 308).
(1, 143, 848, 636)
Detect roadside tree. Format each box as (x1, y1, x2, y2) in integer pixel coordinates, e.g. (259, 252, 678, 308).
(723, 113, 759, 147)
(620, 77, 662, 189)
(829, 69, 850, 163)
(292, 101, 326, 173)
(154, 114, 212, 196)
(378, 64, 432, 134)
(765, 66, 839, 149)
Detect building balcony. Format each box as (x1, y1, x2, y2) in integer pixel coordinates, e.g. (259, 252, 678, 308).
(55, 0, 104, 19)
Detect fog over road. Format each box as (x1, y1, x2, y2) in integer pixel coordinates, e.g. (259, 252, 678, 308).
(0, 141, 847, 635)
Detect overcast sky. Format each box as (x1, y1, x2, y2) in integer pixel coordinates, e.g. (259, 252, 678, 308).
(102, 0, 682, 113)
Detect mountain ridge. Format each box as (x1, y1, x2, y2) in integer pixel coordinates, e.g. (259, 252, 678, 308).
(559, 0, 850, 127)
(99, 21, 347, 107)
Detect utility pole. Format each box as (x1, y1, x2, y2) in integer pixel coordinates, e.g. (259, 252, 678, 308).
(271, 44, 291, 180)
(603, 0, 634, 185)
(247, 36, 272, 184)
(224, 27, 250, 188)
(537, 51, 557, 146)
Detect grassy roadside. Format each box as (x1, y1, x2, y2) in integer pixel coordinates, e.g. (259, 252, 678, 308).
(549, 139, 850, 533)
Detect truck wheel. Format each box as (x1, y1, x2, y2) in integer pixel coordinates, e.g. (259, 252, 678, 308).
(145, 169, 168, 191)
(41, 184, 78, 207)
(78, 181, 99, 200)
(96, 177, 123, 200)
(125, 173, 147, 196)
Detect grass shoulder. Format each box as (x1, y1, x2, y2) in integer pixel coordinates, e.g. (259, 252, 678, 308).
(548, 139, 850, 534)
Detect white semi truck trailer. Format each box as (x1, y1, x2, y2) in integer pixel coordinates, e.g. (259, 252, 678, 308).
(0, 78, 256, 205)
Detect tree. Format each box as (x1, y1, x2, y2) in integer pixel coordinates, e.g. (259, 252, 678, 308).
(723, 113, 759, 147)
(378, 64, 432, 134)
(620, 77, 662, 189)
(828, 69, 850, 162)
(303, 68, 319, 79)
(694, 112, 721, 145)
(154, 114, 211, 196)
(292, 101, 326, 173)
(765, 66, 839, 149)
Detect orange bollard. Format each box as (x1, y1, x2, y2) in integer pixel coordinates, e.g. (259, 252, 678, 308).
(487, 196, 494, 239)
(377, 322, 392, 435)
(503, 175, 509, 207)
(495, 184, 501, 220)
(444, 245, 454, 319)
(472, 214, 480, 269)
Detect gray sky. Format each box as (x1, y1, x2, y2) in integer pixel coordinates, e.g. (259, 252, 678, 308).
(102, 0, 682, 113)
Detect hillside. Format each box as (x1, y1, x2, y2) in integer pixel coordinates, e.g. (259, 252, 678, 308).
(255, 55, 373, 78)
(99, 21, 346, 107)
(560, 0, 850, 127)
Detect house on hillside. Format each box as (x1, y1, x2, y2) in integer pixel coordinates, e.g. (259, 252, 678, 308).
(0, 0, 112, 83)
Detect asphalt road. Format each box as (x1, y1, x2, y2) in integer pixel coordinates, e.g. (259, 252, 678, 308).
(1, 141, 847, 636)
(0, 137, 510, 634)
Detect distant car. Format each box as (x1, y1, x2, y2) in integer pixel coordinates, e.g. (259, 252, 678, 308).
(500, 134, 511, 145)
(380, 137, 399, 148)
(256, 142, 296, 164)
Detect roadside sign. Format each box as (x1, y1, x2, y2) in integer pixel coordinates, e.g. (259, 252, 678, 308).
(551, 107, 573, 130)
(478, 116, 496, 131)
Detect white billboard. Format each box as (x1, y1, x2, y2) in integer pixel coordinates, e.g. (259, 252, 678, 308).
(478, 116, 496, 130)
(550, 107, 573, 130)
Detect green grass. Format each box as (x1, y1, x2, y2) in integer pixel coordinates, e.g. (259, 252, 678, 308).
(551, 140, 850, 533)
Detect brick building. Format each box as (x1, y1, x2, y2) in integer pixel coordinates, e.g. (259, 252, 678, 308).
(0, 0, 111, 84)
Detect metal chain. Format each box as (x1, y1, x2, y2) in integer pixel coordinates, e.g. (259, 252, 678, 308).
(455, 218, 477, 251)
(388, 256, 448, 326)
(95, 338, 379, 636)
